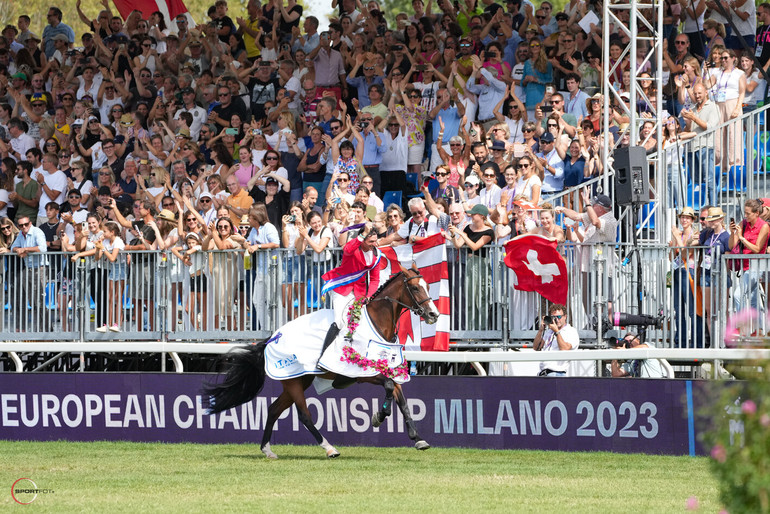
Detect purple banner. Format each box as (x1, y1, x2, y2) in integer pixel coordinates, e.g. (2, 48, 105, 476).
(0, 374, 708, 455)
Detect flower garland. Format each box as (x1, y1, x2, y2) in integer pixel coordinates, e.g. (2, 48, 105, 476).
(341, 297, 409, 380)
(344, 297, 367, 342)
(341, 345, 410, 381)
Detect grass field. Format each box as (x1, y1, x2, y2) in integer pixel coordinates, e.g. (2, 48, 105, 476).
(1, 441, 720, 512)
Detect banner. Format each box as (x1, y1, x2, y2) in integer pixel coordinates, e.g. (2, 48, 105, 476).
(0, 374, 715, 456)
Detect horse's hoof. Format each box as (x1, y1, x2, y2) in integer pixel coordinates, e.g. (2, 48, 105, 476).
(372, 412, 383, 428)
(414, 440, 431, 451)
(326, 447, 341, 458)
(261, 444, 278, 460)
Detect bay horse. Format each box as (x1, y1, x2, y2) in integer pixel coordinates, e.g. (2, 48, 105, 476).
(203, 268, 440, 459)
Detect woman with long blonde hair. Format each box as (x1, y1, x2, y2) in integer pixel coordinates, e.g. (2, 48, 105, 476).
(522, 39, 553, 119)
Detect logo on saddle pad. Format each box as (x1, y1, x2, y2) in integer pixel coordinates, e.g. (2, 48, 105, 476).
(274, 354, 298, 369)
(365, 340, 404, 367)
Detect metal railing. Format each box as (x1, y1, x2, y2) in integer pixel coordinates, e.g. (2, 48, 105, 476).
(0, 242, 744, 350)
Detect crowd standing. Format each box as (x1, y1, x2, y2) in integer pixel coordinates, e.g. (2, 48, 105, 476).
(0, 0, 767, 354)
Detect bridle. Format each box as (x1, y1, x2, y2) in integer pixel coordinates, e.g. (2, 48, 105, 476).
(371, 271, 433, 320)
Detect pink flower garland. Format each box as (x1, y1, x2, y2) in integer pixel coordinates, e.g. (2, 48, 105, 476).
(342, 298, 409, 380)
(340, 345, 410, 380)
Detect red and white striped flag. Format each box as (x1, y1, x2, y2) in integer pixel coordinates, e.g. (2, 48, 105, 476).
(112, 0, 190, 24)
(382, 233, 450, 351)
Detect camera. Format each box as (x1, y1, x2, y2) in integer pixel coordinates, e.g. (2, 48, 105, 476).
(281, 44, 290, 51)
(543, 315, 554, 325)
(416, 64, 427, 71)
(357, 121, 367, 130)
(612, 312, 662, 329)
(288, 215, 296, 223)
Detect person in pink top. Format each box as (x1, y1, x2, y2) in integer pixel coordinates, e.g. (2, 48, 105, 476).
(729, 199, 769, 311)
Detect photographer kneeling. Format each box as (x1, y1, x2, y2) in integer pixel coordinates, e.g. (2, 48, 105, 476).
(533, 304, 580, 377)
(610, 333, 665, 378)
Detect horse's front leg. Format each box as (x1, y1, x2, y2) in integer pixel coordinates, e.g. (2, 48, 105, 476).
(261, 391, 293, 459)
(393, 384, 430, 450)
(370, 377, 395, 427)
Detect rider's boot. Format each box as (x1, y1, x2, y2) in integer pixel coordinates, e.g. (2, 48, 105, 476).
(321, 322, 340, 355)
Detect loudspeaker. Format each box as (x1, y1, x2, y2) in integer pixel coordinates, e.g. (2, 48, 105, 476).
(614, 146, 650, 206)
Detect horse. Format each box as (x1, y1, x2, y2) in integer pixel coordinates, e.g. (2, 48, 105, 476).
(203, 268, 441, 459)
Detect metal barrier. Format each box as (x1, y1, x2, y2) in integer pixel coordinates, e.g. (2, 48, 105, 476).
(0, 242, 743, 351)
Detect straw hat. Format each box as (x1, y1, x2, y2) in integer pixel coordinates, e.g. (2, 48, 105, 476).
(156, 209, 177, 222)
(705, 207, 725, 221)
(678, 207, 697, 220)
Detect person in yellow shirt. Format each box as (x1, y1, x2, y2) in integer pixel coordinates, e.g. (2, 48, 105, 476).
(237, 0, 262, 60)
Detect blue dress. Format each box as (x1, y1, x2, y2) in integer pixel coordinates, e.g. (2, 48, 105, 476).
(563, 157, 587, 188)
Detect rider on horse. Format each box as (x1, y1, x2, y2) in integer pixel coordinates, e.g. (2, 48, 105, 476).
(320, 221, 385, 346)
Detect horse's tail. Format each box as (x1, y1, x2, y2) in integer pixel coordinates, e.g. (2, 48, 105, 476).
(202, 341, 268, 414)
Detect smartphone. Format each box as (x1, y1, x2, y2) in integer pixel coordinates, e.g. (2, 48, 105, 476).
(545, 85, 555, 94)
(82, 222, 89, 231)
(423, 176, 433, 188)
(259, 61, 270, 67)
(416, 64, 427, 71)
(225, 128, 238, 135)
(541, 105, 553, 114)
(251, 129, 262, 136)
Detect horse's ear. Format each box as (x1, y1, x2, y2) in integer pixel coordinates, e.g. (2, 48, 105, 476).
(411, 262, 419, 273)
(398, 263, 409, 274)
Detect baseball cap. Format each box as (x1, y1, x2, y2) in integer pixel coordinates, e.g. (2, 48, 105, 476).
(464, 174, 480, 186)
(592, 194, 612, 210)
(53, 34, 69, 43)
(490, 140, 506, 151)
(540, 132, 555, 143)
(199, 191, 213, 200)
(265, 176, 278, 185)
(98, 186, 112, 196)
(11, 71, 27, 81)
(30, 92, 47, 104)
(466, 204, 489, 217)
(180, 87, 195, 95)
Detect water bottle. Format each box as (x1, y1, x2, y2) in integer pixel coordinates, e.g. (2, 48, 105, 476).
(410, 361, 417, 376)
(244, 252, 251, 270)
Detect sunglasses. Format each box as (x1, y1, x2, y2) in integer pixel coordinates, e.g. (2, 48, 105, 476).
(337, 178, 349, 183)
(60, 154, 70, 158)
(435, 172, 448, 176)
(449, 143, 463, 147)
(364, 66, 375, 71)
(45, 143, 57, 147)
(265, 156, 279, 161)
(217, 225, 230, 229)
(483, 173, 496, 178)
(523, 128, 534, 133)
(1, 225, 11, 230)
(362, 181, 373, 185)
(464, 183, 475, 188)
(388, 123, 399, 127)
(200, 198, 212, 203)
(517, 163, 530, 169)
(19, 222, 31, 227)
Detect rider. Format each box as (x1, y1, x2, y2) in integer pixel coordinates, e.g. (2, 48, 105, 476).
(321, 221, 385, 346)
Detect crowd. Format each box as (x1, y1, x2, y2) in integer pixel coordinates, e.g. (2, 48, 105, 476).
(0, 0, 767, 349)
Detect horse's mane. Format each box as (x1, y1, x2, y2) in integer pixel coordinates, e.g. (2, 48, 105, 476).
(370, 271, 405, 300)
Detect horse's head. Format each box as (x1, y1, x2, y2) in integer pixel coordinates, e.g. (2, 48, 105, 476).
(400, 267, 440, 325)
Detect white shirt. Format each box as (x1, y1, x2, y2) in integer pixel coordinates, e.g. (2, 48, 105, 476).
(174, 105, 208, 141)
(10, 133, 35, 161)
(379, 130, 408, 172)
(539, 323, 580, 373)
(32, 169, 67, 218)
(479, 184, 502, 210)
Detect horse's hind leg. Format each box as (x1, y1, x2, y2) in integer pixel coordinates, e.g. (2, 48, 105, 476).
(261, 390, 293, 459)
(393, 384, 430, 450)
(286, 377, 340, 458)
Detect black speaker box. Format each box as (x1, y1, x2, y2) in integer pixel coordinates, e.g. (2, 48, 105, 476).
(614, 146, 650, 206)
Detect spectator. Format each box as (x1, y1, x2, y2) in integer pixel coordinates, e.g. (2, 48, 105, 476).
(729, 199, 769, 311)
(11, 160, 38, 224)
(681, 83, 719, 206)
(448, 204, 494, 328)
(698, 207, 731, 338)
(670, 206, 703, 348)
(0, 217, 19, 252)
(281, 201, 308, 318)
(704, 48, 745, 170)
(96, 220, 126, 333)
(378, 112, 409, 195)
(10, 215, 49, 332)
(245, 203, 280, 330)
(610, 333, 666, 378)
(533, 303, 579, 376)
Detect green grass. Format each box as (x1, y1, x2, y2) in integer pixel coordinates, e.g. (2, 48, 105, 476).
(0, 441, 720, 512)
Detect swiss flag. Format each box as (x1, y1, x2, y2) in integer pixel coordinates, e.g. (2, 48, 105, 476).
(112, 0, 189, 23)
(504, 234, 568, 305)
